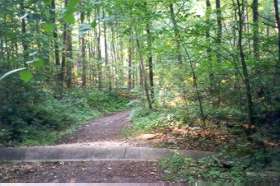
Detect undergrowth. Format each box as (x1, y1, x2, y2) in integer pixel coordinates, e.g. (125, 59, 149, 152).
(129, 103, 280, 183)
(0, 88, 128, 146)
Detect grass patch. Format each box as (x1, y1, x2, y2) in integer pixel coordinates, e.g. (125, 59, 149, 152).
(160, 152, 280, 183)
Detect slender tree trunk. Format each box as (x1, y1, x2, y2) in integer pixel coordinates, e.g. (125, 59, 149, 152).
(20, 0, 28, 61)
(274, 0, 280, 73)
(139, 63, 144, 88)
(206, 0, 214, 94)
(96, 7, 102, 90)
(50, 0, 61, 95)
(128, 30, 133, 91)
(146, 22, 154, 103)
(252, 0, 259, 60)
(66, 29, 72, 87)
(61, 22, 67, 94)
(81, 8, 87, 87)
(182, 46, 206, 126)
(216, 0, 222, 63)
(63, 0, 72, 89)
(169, 3, 182, 64)
(214, 0, 222, 105)
(118, 34, 125, 88)
(51, 0, 59, 66)
(103, 10, 111, 91)
(136, 34, 152, 109)
(237, 0, 254, 127)
(111, 26, 117, 88)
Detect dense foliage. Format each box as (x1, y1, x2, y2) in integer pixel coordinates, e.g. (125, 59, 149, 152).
(0, 84, 128, 145)
(0, 0, 280, 182)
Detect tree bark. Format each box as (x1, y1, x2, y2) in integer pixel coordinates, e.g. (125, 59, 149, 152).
(128, 29, 133, 91)
(136, 32, 152, 109)
(252, 0, 259, 60)
(50, 0, 59, 66)
(20, 0, 28, 61)
(81, 8, 87, 87)
(103, 10, 111, 91)
(206, 0, 215, 94)
(96, 7, 102, 90)
(274, 0, 280, 72)
(146, 22, 154, 103)
(216, 0, 222, 63)
(64, 0, 72, 89)
(237, 0, 254, 127)
(169, 3, 182, 64)
(61, 21, 67, 94)
(182, 45, 206, 126)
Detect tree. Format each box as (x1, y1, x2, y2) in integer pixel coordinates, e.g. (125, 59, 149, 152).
(80, 3, 87, 87)
(128, 28, 133, 91)
(20, 0, 28, 61)
(236, 0, 254, 127)
(169, 3, 182, 64)
(252, 0, 259, 60)
(136, 30, 152, 109)
(103, 9, 111, 91)
(274, 0, 280, 75)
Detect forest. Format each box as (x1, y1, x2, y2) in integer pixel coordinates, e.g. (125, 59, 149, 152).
(0, 0, 280, 183)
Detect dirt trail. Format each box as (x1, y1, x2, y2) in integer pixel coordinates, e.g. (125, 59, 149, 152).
(57, 111, 131, 144)
(0, 111, 209, 183)
(0, 111, 163, 182)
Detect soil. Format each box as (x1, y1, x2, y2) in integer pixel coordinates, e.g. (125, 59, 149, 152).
(57, 111, 131, 144)
(0, 161, 161, 183)
(0, 111, 165, 183)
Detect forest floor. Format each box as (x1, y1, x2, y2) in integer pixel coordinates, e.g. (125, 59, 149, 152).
(0, 111, 209, 183)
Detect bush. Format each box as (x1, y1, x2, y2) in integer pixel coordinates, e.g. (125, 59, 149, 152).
(0, 84, 129, 146)
(129, 106, 179, 133)
(160, 153, 246, 183)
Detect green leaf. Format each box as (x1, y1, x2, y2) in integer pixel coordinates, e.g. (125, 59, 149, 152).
(34, 59, 45, 69)
(43, 0, 52, 5)
(91, 21, 97, 28)
(0, 68, 26, 81)
(19, 70, 33, 82)
(63, 12, 75, 24)
(42, 23, 55, 33)
(68, 0, 80, 10)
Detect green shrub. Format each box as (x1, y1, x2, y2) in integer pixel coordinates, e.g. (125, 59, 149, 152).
(0, 85, 129, 146)
(129, 107, 179, 134)
(160, 153, 246, 183)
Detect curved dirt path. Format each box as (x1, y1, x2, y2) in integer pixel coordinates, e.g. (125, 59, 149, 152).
(57, 111, 131, 144)
(0, 111, 210, 183)
(0, 111, 163, 183)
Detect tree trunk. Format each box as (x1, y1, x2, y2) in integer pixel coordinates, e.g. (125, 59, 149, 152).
(128, 30, 133, 91)
(81, 8, 87, 87)
(111, 25, 117, 89)
(146, 22, 154, 103)
(182, 45, 206, 126)
(50, 0, 59, 66)
(169, 3, 182, 64)
(103, 10, 111, 91)
(136, 32, 152, 109)
(20, 0, 28, 61)
(214, 0, 222, 105)
(64, 0, 72, 89)
(252, 0, 259, 60)
(274, 0, 280, 73)
(61, 21, 67, 94)
(237, 0, 254, 127)
(206, 0, 214, 94)
(96, 7, 102, 90)
(216, 0, 222, 63)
